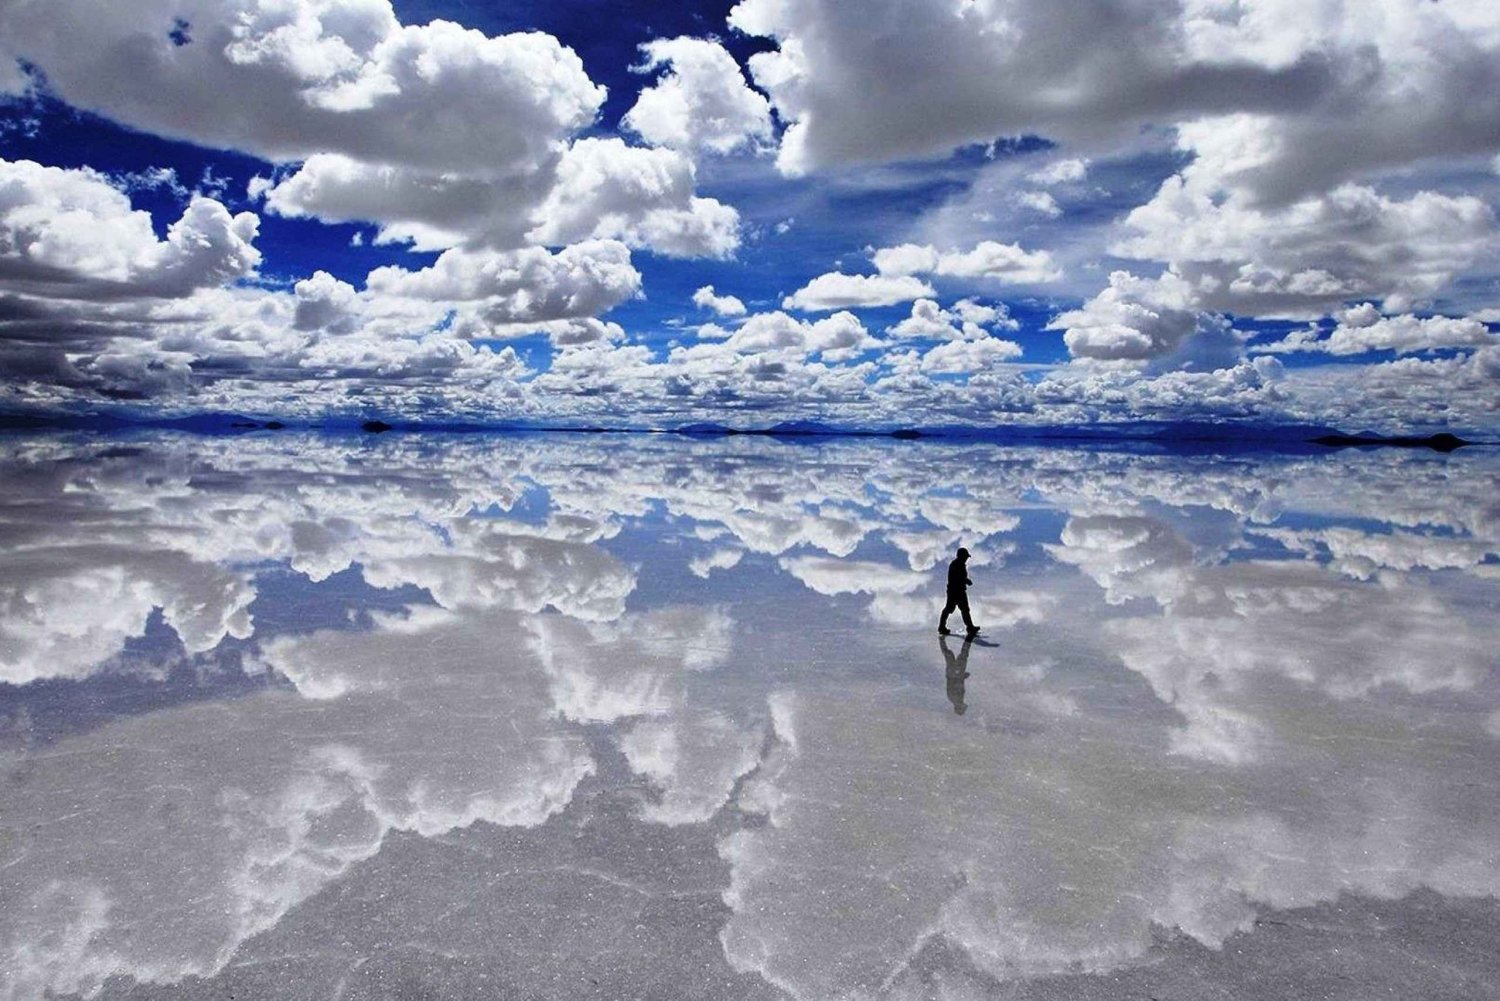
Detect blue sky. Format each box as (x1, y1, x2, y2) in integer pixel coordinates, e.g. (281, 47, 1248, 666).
(0, 0, 1497, 430)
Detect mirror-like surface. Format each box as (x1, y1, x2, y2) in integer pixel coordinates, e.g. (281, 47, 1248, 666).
(2, 432, 1499, 1000)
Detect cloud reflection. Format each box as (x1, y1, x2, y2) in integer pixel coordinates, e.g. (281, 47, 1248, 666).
(0, 432, 1497, 998)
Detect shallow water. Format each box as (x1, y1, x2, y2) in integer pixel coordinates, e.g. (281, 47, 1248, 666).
(2, 431, 1499, 1000)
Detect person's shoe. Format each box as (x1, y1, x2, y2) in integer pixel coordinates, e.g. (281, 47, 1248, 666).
(966, 625, 981, 637)
(938, 626, 951, 635)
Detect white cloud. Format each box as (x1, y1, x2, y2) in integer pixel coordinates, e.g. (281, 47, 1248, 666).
(0, 548, 255, 686)
(0, 158, 260, 299)
(692, 284, 747, 317)
(1027, 157, 1089, 186)
(2, 606, 596, 998)
(778, 556, 927, 596)
(261, 137, 741, 258)
(689, 547, 744, 577)
(1049, 270, 1242, 370)
(2, 0, 1498, 434)
(888, 298, 959, 340)
(292, 270, 359, 333)
(874, 240, 1061, 284)
(622, 37, 774, 156)
(716, 309, 878, 360)
(1015, 189, 1062, 217)
(365, 240, 641, 323)
(257, 152, 554, 252)
(802, 310, 878, 360)
(1257, 313, 1496, 356)
(729, 0, 1500, 194)
(1115, 174, 1498, 318)
(2, 1, 604, 174)
(1259, 526, 1499, 582)
(920, 336, 1023, 373)
(781, 272, 934, 311)
(889, 298, 1018, 340)
(526, 138, 741, 258)
(953, 297, 1018, 330)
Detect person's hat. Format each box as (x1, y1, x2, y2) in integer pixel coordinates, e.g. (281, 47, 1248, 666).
(957, 546, 970, 558)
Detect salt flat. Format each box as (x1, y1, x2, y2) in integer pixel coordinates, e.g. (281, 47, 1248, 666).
(2, 431, 1498, 1000)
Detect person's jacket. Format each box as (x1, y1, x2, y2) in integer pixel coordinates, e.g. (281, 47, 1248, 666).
(946, 558, 971, 596)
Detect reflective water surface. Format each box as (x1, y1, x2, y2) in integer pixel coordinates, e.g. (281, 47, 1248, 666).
(2, 431, 1499, 1000)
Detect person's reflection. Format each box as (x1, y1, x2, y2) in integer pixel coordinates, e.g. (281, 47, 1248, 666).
(940, 633, 973, 715)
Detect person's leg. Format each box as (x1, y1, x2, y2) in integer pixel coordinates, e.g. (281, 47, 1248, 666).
(940, 595, 957, 632)
(958, 595, 975, 631)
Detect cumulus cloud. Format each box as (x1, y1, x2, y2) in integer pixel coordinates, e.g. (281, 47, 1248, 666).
(0, 158, 260, 299)
(622, 37, 774, 156)
(889, 297, 1017, 340)
(527, 604, 759, 826)
(1049, 270, 1242, 371)
(1014, 189, 1062, 217)
(689, 547, 744, 577)
(1, 1, 604, 174)
(709, 0, 1499, 431)
(256, 151, 557, 251)
(873, 240, 1061, 284)
(953, 297, 1018, 330)
(365, 240, 641, 322)
(729, 0, 1500, 196)
(709, 309, 878, 361)
(888, 298, 961, 340)
(692, 284, 747, 317)
(1027, 157, 1089, 186)
(920, 336, 1023, 373)
(779, 556, 927, 596)
(727, 0, 1329, 174)
(3, 605, 596, 998)
(291, 269, 359, 333)
(526, 138, 741, 258)
(2, 6, 741, 260)
(262, 137, 741, 257)
(781, 272, 934, 311)
(1115, 175, 1498, 318)
(1257, 311, 1497, 356)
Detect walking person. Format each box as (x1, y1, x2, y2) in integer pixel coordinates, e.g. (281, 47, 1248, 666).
(939, 546, 980, 637)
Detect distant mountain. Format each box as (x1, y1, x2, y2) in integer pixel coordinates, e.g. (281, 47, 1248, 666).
(759, 420, 844, 437)
(886, 420, 1379, 452)
(1145, 420, 1345, 443)
(0, 411, 268, 433)
(1311, 432, 1470, 452)
(150, 413, 270, 433)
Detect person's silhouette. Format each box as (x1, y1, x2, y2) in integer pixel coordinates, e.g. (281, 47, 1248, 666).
(939, 546, 980, 637)
(940, 633, 973, 714)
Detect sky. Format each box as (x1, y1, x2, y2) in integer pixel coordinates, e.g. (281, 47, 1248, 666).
(0, 0, 1497, 431)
